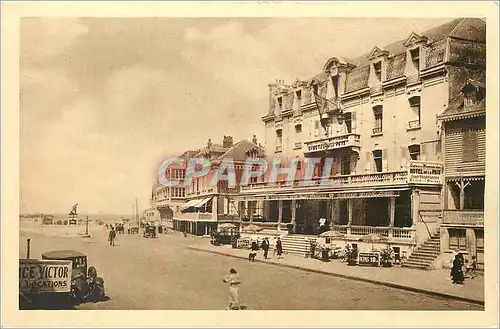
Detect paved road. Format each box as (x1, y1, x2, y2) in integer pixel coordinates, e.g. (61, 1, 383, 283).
(19, 229, 481, 310)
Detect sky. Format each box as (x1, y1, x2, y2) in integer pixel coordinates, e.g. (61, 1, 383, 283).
(20, 17, 455, 215)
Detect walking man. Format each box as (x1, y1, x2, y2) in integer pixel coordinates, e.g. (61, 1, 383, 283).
(222, 268, 242, 310)
(261, 237, 270, 259)
(108, 226, 116, 246)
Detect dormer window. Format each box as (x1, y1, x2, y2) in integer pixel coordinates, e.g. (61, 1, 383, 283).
(296, 90, 302, 100)
(410, 48, 420, 71)
(278, 97, 283, 110)
(373, 61, 382, 81)
(331, 75, 339, 98)
(312, 83, 319, 96)
(464, 89, 477, 107)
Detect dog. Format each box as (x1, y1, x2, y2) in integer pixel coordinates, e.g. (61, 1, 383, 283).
(248, 252, 257, 262)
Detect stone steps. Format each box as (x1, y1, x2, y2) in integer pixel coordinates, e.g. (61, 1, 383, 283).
(403, 233, 441, 270)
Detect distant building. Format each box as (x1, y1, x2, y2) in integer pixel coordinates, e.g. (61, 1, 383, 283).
(174, 136, 265, 236)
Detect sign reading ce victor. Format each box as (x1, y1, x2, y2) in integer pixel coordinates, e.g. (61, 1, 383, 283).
(19, 259, 72, 293)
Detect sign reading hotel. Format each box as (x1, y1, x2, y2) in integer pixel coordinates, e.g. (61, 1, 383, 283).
(19, 259, 72, 294)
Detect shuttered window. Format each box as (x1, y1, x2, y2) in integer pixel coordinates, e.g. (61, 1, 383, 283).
(449, 229, 466, 250)
(462, 130, 478, 162)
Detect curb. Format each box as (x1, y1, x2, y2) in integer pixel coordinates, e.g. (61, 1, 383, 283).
(189, 246, 484, 306)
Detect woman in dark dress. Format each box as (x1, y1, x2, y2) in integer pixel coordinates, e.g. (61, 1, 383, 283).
(276, 237, 283, 259)
(451, 254, 465, 284)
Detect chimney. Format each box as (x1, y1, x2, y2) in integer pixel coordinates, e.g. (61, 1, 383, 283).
(252, 135, 258, 145)
(223, 136, 233, 148)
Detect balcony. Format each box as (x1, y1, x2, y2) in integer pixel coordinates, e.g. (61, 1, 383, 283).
(275, 145, 282, 153)
(293, 141, 302, 150)
(407, 119, 421, 130)
(331, 224, 415, 241)
(406, 73, 421, 85)
(304, 133, 360, 154)
(175, 212, 214, 221)
(240, 161, 443, 192)
(372, 127, 383, 135)
(442, 210, 484, 227)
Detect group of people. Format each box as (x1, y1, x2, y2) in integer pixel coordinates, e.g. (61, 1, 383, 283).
(249, 236, 283, 261)
(450, 251, 477, 284)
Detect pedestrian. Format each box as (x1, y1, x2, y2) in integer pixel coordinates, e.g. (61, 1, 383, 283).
(261, 237, 270, 259)
(108, 226, 116, 246)
(465, 256, 477, 279)
(276, 237, 283, 259)
(222, 268, 242, 310)
(451, 254, 465, 284)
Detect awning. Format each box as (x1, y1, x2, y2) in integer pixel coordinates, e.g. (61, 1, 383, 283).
(179, 199, 201, 211)
(192, 197, 212, 208)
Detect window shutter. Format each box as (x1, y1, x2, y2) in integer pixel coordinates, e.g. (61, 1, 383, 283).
(462, 130, 478, 162)
(351, 111, 356, 133)
(366, 152, 372, 172)
(382, 149, 389, 171)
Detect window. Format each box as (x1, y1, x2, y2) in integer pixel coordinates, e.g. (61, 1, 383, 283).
(278, 97, 283, 111)
(408, 144, 421, 161)
(331, 75, 339, 98)
(409, 96, 421, 127)
(410, 48, 420, 71)
(314, 121, 320, 137)
(312, 83, 319, 95)
(373, 61, 382, 81)
(276, 129, 283, 150)
(295, 124, 302, 134)
(296, 90, 302, 101)
(462, 130, 478, 162)
(373, 150, 383, 172)
(373, 106, 383, 134)
(449, 229, 466, 250)
(344, 112, 352, 134)
(341, 155, 351, 175)
(475, 229, 484, 254)
(464, 89, 477, 107)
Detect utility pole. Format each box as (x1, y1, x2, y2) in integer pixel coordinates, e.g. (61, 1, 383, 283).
(85, 215, 89, 235)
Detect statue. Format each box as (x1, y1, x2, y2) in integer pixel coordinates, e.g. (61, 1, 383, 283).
(69, 203, 78, 216)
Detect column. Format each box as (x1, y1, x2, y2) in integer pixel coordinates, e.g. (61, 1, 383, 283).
(245, 200, 249, 222)
(213, 196, 218, 219)
(466, 228, 476, 258)
(459, 180, 465, 210)
(291, 200, 297, 233)
(347, 199, 353, 236)
(411, 190, 420, 228)
(389, 196, 396, 238)
(278, 199, 283, 231)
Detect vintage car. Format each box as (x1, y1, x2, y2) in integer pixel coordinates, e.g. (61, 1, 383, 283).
(143, 225, 157, 238)
(41, 250, 105, 304)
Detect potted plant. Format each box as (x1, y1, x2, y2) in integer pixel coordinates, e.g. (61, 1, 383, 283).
(380, 246, 395, 267)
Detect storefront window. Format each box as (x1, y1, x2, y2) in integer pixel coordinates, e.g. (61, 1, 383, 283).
(449, 228, 466, 250)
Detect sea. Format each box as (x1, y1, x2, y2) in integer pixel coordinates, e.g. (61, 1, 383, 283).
(47, 213, 133, 224)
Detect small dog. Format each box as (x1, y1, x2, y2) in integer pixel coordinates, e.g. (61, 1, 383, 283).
(248, 252, 257, 262)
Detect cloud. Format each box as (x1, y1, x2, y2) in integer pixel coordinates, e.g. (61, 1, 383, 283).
(21, 18, 89, 64)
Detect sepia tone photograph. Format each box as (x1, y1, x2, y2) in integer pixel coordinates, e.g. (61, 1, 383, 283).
(2, 1, 499, 328)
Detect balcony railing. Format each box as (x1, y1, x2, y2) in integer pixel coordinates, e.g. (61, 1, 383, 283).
(304, 133, 361, 153)
(372, 127, 383, 135)
(442, 210, 484, 226)
(175, 212, 214, 221)
(275, 145, 282, 153)
(408, 119, 421, 129)
(240, 161, 443, 192)
(294, 141, 302, 149)
(330, 225, 415, 241)
(406, 73, 421, 85)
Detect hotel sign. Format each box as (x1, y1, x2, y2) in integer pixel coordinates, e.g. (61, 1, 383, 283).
(241, 190, 399, 201)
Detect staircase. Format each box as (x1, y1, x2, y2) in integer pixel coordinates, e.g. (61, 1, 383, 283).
(269, 234, 318, 255)
(403, 232, 440, 270)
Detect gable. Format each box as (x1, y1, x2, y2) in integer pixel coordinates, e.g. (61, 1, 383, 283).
(368, 46, 389, 60)
(403, 32, 428, 47)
